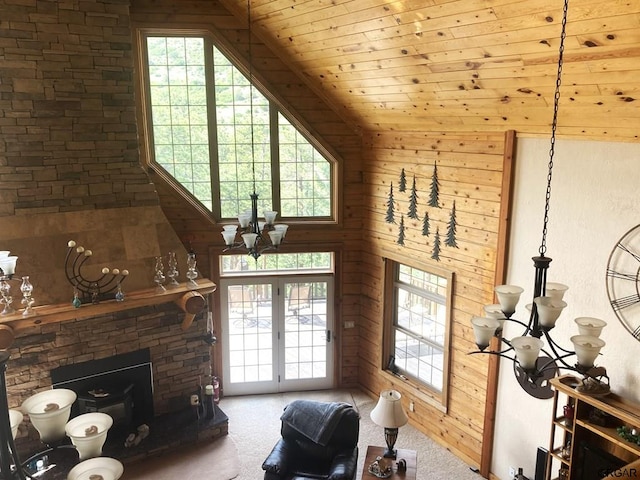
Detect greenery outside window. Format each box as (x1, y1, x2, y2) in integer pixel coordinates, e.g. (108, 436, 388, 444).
(141, 32, 334, 221)
(385, 259, 452, 406)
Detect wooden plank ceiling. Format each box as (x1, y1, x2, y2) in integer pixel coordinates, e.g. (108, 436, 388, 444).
(220, 0, 640, 142)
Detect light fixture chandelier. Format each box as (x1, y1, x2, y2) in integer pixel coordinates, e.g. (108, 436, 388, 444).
(220, 0, 288, 260)
(470, 0, 609, 399)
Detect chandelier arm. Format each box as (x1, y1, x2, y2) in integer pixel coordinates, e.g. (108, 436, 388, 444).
(542, 329, 574, 355)
(469, 350, 517, 363)
(536, 349, 575, 373)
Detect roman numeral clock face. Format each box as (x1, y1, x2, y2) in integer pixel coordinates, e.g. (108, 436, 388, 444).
(606, 224, 640, 340)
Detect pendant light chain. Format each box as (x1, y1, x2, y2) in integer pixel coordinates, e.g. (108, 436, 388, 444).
(247, 0, 256, 193)
(539, 0, 569, 257)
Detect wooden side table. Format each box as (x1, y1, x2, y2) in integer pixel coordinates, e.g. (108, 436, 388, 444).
(361, 445, 417, 480)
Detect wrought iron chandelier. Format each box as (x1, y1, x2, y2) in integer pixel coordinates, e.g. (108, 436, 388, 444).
(470, 0, 609, 399)
(220, 0, 288, 260)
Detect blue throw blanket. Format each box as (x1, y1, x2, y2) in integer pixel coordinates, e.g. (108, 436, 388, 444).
(280, 400, 351, 446)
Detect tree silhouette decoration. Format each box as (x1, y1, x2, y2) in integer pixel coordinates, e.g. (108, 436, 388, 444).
(445, 201, 459, 248)
(422, 211, 430, 236)
(385, 182, 396, 224)
(399, 168, 407, 192)
(407, 176, 419, 219)
(431, 227, 441, 261)
(428, 162, 440, 208)
(397, 215, 406, 246)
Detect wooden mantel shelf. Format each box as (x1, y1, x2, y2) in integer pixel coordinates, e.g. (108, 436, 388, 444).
(0, 279, 217, 333)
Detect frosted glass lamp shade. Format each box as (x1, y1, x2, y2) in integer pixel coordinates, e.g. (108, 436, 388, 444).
(471, 316, 500, 350)
(221, 231, 237, 246)
(67, 457, 124, 480)
(9, 409, 23, 440)
(238, 214, 251, 228)
(0, 251, 9, 258)
(66, 412, 113, 460)
(511, 336, 543, 370)
(574, 317, 607, 338)
(570, 335, 605, 369)
(533, 296, 567, 328)
(241, 233, 258, 248)
(263, 211, 278, 224)
(483, 304, 507, 329)
(274, 224, 289, 239)
(268, 230, 283, 246)
(494, 285, 524, 315)
(0, 256, 18, 276)
(545, 282, 569, 302)
(22, 388, 77, 444)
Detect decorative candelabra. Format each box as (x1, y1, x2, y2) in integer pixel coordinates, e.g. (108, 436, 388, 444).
(65, 240, 129, 305)
(153, 256, 166, 292)
(166, 251, 179, 287)
(0, 254, 36, 317)
(186, 252, 198, 287)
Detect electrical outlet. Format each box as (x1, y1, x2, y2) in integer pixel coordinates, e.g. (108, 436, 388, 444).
(344, 320, 355, 329)
(509, 466, 517, 478)
(409, 401, 415, 412)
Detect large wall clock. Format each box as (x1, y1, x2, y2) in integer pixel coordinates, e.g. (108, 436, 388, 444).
(606, 224, 640, 340)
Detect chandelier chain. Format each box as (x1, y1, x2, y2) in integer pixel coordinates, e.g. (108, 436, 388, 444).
(247, 0, 256, 192)
(539, 0, 569, 256)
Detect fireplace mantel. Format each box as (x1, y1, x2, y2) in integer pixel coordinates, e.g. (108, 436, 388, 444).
(0, 278, 216, 338)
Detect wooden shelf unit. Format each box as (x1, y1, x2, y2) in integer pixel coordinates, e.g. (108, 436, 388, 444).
(546, 375, 640, 480)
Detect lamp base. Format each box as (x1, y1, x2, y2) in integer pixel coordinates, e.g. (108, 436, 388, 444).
(383, 427, 399, 458)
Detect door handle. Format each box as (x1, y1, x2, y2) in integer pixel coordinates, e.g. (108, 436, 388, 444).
(326, 330, 331, 343)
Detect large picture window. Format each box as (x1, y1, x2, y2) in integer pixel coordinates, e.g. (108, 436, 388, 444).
(140, 32, 334, 221)
(386, 260, 452, 404)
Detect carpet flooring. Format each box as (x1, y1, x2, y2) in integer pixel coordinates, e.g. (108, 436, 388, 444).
(222, 388, 483, 480)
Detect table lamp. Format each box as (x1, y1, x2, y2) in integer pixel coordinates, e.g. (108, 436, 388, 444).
(370, 389, 408, 458)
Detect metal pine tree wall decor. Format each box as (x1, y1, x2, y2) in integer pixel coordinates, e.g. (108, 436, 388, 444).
(428, 162, 440, 208)
(407, 176, 419, 219)
(422, 211, 430, 236)
(399, 168, 407, 192)
(397, 215, 406, 246)
(445, 201, 458, 248)
(385, 182, 396, 224)
(432, 227, 441, 261)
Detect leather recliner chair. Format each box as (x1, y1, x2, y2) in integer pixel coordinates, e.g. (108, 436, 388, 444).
(262, 400, 360, 480)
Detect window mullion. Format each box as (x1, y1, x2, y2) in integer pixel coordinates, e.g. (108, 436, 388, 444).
(205, 36, 222, 220)
(269, 102, 281, 213)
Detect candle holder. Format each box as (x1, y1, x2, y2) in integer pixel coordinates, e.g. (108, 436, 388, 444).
(186, 252, 198, 287)
(19, 276, 35, 316)
(153, 256, 166, 292)
(0, 277, 14, 315)
(166, 251, 179, 287)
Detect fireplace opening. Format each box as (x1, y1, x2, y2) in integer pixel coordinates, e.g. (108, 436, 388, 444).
(50, 349, 154, 437)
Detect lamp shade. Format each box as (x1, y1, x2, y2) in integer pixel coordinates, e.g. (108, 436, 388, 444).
(511, 336, 543, 370)
(494, 285, 524, 315)
(370, 390, 408, 428)
(471, 316, 500, 350)
(570, 335, 605, 368)
(545, 282, 569, 302)
(533, 296, 567, 328)
(574, 317, 607, 338)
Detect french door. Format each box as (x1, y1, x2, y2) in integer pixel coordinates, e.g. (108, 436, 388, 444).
(220, 275, 334, 395)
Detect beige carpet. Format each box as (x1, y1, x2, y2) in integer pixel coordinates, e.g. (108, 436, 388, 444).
(119, 435, 239, 480)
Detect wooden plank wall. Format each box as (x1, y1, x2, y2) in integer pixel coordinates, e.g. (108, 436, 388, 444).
(358, 131, 509, 467)
(129, 0, 364, 387)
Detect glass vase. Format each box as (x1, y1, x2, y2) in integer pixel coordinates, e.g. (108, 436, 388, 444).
(153, 256, 166, 292)
(20, 276, 35, 316)
(167, 251, 179, 286)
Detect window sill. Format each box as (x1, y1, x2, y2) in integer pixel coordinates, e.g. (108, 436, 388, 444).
(380, 369, 447, 414)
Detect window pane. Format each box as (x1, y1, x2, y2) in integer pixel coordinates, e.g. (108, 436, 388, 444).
(278, 113, 331, 217)
(144, 35, 334, 222)
(392, 263, 448, 394)
(146, 36, 212, 208)
(220, 253, 333, 274)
